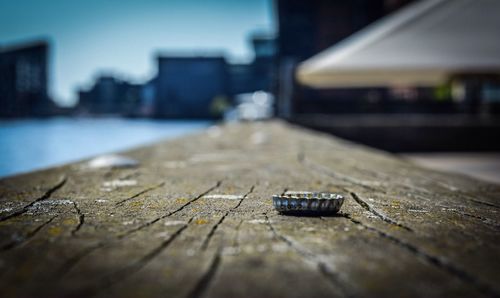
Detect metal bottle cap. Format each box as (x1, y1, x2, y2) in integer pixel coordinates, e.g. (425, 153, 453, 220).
(272, 192, 344, 215)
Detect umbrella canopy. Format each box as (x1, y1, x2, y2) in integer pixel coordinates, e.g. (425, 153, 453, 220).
(297, 0, 500, 88)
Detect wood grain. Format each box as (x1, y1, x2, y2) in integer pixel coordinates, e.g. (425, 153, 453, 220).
(0, 121, 499, 298)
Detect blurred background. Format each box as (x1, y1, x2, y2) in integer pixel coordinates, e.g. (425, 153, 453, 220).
(1, 0, 499, 182)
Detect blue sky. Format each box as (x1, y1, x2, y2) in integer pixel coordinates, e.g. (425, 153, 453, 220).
(0, 0, 275, 106)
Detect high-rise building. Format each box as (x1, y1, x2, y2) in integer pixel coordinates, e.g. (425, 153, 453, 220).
(0, 40, 51, 117)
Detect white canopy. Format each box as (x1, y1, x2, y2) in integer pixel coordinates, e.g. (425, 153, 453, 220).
(297, 0, 500, 88)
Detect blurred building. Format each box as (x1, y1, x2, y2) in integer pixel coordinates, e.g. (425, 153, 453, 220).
(276, 0, 500, 151)
(228, 63, 255, 95)
(0, 40, 54, 117)
(275, 0, 413, 117)
(76, 34, 277, 119)
(251, 34, 276, 93)
(78, 75, 142, 116)
(229, 34, 276, 96)
(229, 34, 276, 95)
(138, 78, 157, 117)
(153, 56, 229, 118)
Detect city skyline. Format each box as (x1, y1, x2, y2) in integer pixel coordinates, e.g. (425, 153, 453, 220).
(0, 0, 276, 106)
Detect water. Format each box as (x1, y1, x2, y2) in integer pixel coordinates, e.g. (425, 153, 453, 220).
(0, 118, 211, 178)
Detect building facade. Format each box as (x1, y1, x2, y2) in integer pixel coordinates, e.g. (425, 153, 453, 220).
(154, 56, 229, 118)
(0, 41, 52, 117)
(275, 0, 413, 116)
(78, 75, 142, 116)
(76, 35, 277, 119)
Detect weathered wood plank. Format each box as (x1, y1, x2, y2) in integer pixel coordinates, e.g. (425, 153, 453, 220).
(0, 121, 499, 298)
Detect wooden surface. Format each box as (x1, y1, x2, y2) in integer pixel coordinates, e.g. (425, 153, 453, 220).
(0, 121, 499, 298)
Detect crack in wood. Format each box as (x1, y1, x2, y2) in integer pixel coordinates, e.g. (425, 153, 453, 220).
(317, 262, 355, 298)
(71, 201, 85, 236)
(186, 247, 222, 298)
(2, 122, 498, 297)
(118, 181, 222, 239)
(407, 170, 500, 211)
(409, 169, 500, 207)
(1, 215, 57, 251)
(57, 182, 223, 278)
(264, 213, 314, 258)
(450, 209, 500, 229)
(301, 151, 498, 232)
(184, 185, 255, 298)
(115, 182, 166, 206)
(263, 213, 354, 298)
(200, 185, 255, 251)
(470, 199, 500, 210)
(398, 169, 500, 213)
(90, 181, 251, 296)
(350, 192, 413, 232)
(339, 213, 499, 298)
(0, 175, 67, 222)
(55, 242, 108, 278)
(92, 217, 195, 295)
